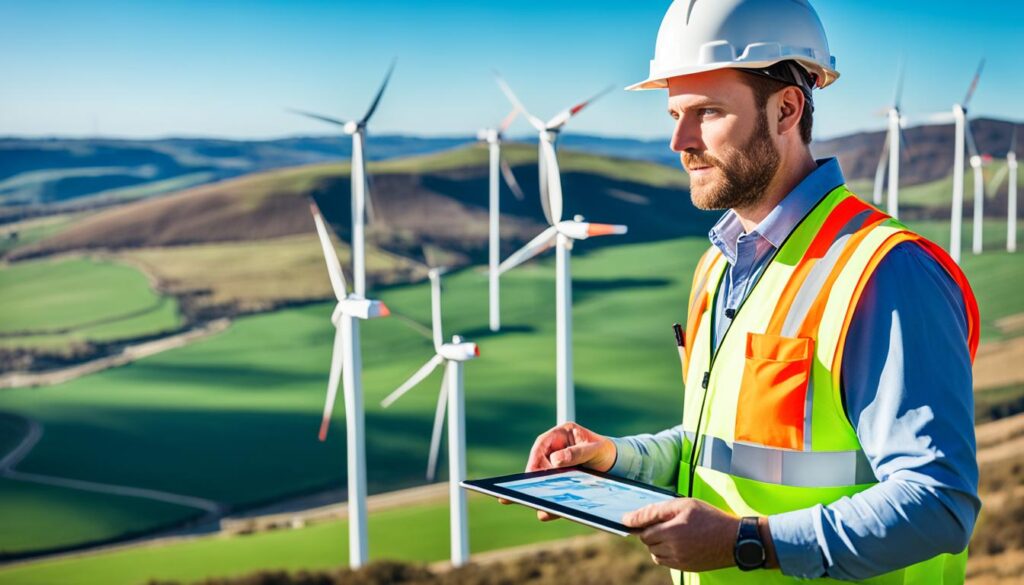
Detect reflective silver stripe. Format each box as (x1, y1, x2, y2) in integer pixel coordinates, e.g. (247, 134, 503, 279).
(689, 252, 720, 314)
(781, 209, 873, 338)
(683, 431, 876, 488)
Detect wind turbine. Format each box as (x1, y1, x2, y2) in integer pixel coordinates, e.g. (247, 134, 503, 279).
(1008, 128, 1018, 253)
(494, 75, 627, 425)
(380, 268, 479, 567)
(872, 64, 907, 218)
(290, 59, 396, 296)
(478, 108, 525, 332)
(949, 59, 985, 263)
(309, 202, 390, 568)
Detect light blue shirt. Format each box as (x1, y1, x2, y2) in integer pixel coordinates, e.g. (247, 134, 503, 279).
(609, 158, 980, 580)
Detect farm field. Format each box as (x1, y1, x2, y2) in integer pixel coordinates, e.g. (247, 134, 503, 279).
(0, 237, 705, 555)
(0, 256, 182, 351)
(0, 494, 593, 585)
(0, 217, 1021, 581)
(116, 234, 423, 315)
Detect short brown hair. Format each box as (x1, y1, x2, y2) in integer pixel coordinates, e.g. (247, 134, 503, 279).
(739, 73, 814, 144)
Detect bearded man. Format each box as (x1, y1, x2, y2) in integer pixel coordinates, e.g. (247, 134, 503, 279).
(517, 1, 981, 583)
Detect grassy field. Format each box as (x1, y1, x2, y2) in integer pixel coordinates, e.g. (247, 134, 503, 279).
(116, 234, 423, 315)
(0, 494, 595, 585)
(0, 216, 1020, 582)
(0, 236, 704, 553)
(0, 256, 182, 351)
(0, 479, 197, 556)
(0, 213, 81, 257)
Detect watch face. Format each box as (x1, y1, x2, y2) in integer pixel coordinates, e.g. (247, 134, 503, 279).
(736, 539, 765, 568)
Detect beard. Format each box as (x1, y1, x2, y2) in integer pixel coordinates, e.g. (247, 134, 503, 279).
(683, 111, 780, 211)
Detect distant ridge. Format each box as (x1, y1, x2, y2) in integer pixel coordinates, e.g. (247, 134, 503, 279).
(8, 144, 711, 269)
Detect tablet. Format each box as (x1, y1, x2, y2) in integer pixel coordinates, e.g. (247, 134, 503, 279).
(461, 467, 681, 536)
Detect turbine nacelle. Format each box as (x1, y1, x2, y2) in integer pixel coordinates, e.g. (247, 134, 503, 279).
(331, 297, 390, 325)
(344, 121, 361, 135)
(438, 339, 480, 362)
(478, 128, 500, 143)
(970, 154, 983, 169)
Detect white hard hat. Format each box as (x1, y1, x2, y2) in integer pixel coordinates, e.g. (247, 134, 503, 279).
(626, 0, 839, 91)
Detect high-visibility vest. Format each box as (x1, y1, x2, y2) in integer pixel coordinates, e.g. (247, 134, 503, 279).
(675, 185, 980, 584)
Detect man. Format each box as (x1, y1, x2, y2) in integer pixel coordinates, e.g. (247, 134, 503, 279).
(517, 1, 981, 583)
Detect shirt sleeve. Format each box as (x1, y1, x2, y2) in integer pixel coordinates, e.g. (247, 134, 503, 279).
(769, 242, 981, 580)
(608, 426, 683, 491)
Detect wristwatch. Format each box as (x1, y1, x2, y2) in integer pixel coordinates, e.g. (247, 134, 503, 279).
(734, 516, 766, 571)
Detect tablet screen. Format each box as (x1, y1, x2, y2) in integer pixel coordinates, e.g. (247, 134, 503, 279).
(495, 469, 675, 525)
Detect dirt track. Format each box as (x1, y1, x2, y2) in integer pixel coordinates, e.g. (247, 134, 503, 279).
(0, 318, 230, 390)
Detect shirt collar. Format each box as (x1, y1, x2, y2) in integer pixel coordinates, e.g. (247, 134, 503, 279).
(708, 158, 845, 262)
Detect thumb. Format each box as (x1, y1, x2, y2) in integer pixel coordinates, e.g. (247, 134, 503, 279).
(549, 441, 601, 467)
(621, 501, 674, 529)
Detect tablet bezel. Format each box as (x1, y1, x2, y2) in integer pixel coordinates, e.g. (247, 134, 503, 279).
(460, 466, 681, 537)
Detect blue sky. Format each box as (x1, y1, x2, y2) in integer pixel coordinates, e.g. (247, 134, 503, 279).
(1, 0, 1021, 141)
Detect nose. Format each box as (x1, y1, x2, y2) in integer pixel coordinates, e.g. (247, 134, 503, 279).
(669, 113, 703, 153)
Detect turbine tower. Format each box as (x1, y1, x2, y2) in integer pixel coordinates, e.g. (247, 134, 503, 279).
(872, 64, 907, 218)
(1008, 127, 1018, 253)
(495, 75, 627, 425)
(380, 268, 479, 567)
(948, 59, 985, 262)
(291, 60, 396, 296)
(478, 107, 525, 332)
(309, 202, 390, 569)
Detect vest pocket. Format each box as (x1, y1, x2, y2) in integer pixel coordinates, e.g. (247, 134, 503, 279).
(735, 333, 814, 451)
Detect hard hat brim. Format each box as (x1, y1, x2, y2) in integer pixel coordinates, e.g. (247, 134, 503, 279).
(625, 60, 839, 92)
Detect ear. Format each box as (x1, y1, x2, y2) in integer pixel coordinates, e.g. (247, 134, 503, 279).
(776, 86, 805, 138)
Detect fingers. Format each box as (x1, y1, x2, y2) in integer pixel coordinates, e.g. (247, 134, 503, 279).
(525, 429, 562, 472)
(622, 500, 677, 530)
(549, 440, 601, 468)
(537, 510, 560, 522)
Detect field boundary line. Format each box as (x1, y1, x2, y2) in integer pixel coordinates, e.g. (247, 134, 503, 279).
(0, 411, 224, 514)
(0, 318, 230, 390)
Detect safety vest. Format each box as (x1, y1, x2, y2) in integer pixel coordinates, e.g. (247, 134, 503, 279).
(675, 185, 980, 584)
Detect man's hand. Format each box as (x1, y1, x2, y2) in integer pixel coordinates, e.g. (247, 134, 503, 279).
(622, 498, 775, 572)
(499, 422, 616, 521)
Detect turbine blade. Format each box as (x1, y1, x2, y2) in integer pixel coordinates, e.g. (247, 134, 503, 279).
(498, 107, 520, 134)
(540, 139, 563, 223)
(318, 327, 346, 441)
(289, 109, 349, 128)
(893, 60, 905, 110)
(963, 58, 985, 109)
(585, 223, 628, 237)
(360, 59, 397, 125)
(380, 354, 444, 408)
(965, 119, 980, 159)
(899, 123, 912, 164)
(494, 72, 545, 131)
(310, 202, 348, 300)
(546, 85, 614, 130)
(426, 369, 449, 482)
(987, 164, 1010, 196)
(499, 226, 559, 274)
(364, 171, 378, 225)
(500, 156, 525, 200)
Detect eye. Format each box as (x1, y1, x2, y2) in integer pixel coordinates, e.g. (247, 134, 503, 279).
(698, 108, 718, 118)
(668, 110, 680, 121)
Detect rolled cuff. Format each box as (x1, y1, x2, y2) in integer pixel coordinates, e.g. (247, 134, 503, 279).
(608, 437, 643, 481)
(769, 506, 827, 579)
